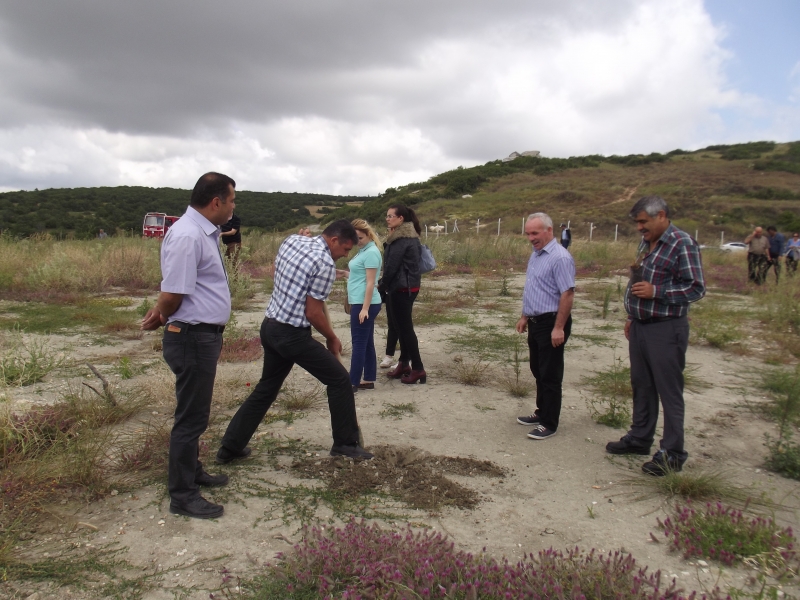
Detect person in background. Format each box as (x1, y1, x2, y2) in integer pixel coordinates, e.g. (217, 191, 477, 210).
(744, 226, 770, 285)
(765, 226, 785, 283)
(141, 172, 236, 519)
(606, 196, 705, 476)
(515, 212, 575, 440)
(97, 229, 108, 239)
(560, 223, 571, 249)
(786, 232, 800, 275)
(216, 220, 373, 461)
(380, 204, 426, 384)
(221, 212, 242, 263)
(379, 221, 400, 370)
(347, 219, 383, 391)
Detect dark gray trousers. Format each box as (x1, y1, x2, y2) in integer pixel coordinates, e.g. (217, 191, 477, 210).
(221, 319, 360, 451)
(162, 328, 223, 502)
(627, 316, 689, 461)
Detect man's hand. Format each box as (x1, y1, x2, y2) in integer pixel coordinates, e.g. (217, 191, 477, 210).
(336, 269, 349, 280)
(631, 281, 655, 299)
(515, 316, 528, 334)
(551, 327, 566, 347)
(624, 319, 632, 340)
(327, 336, 343, 356)
(141, 308, 166, 330)
(298, 227, 312, 237)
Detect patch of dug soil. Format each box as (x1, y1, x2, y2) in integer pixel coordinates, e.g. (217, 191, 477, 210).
(290, 445, 507, 510)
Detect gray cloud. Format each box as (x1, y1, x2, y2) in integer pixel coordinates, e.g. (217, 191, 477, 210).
(0, 0, 791, 194)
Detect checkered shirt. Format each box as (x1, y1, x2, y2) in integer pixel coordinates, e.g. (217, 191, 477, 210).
(266, 235, 336, 327)
(624, 223, 705, 320)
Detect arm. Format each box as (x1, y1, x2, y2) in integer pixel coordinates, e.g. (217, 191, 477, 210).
(633, 240, 705, 304)
(141, 291, 183, 330)
(381, 242, 405, 291)
(306, 295, 342, 355)
(220, 228, 238, 238)
(551, 289, 574, 347)
(358, 268, 378, 324)
(516, 314, 528, 334)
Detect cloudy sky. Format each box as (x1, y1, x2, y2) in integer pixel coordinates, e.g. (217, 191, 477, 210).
(0, 0, 797, 195)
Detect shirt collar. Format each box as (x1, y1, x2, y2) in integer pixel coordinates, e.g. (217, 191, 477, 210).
(535, 237, 560, 256)
(655, 223, 677, 247)
(312, 235, 333, 257)
(185, 205, 220, 236)
(358, 241, 376, 253)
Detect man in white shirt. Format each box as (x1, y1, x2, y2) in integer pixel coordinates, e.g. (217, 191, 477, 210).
(141, 172, 235, 519)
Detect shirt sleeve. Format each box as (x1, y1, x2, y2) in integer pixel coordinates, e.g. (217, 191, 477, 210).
(307, 261, 335, 301)
(160, 233, 197, 294)
(552, 255, 576, 294)
(658, 238, 705, 305)
(363, 248, 381, 270)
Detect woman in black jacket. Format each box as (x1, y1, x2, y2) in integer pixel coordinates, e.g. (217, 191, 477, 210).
(380, 204, 426, 384)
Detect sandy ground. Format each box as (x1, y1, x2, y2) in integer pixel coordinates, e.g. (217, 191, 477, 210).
(3, 274, 799, 599)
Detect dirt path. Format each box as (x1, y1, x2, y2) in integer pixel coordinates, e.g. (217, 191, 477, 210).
(3, 274, 798, 599)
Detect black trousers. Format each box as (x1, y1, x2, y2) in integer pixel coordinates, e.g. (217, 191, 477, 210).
(220, 319, 360, 450)
(527, 315, 571, 431)
(386, 291, 423, 371)
(384, 307, 399, 356)
(162, 328, 223, 502)
(747, 253, 768, 284)
(627, 316, 689, 461)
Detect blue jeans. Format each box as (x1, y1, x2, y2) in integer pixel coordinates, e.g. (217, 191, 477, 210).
(349, 304, 382, 385)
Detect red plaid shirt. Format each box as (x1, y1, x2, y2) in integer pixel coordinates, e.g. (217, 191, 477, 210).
(624, 223, 705, 320)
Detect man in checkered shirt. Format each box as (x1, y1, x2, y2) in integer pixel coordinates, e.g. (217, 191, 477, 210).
(606, 196, 705, 476)
(217, 220, 373, 461)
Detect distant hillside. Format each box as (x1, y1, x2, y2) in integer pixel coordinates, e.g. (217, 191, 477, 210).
(323, 141, 800, 241)
(0, 186, 369, 239)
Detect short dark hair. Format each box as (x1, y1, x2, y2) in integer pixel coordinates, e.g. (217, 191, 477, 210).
(190, 172, 236, 208)
(322, 219, 358, 245)
(629, 195, 670, 219)
(767, 226, 777, 233)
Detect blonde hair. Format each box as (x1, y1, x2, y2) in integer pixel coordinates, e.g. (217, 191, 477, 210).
(351, 218, 382, 249)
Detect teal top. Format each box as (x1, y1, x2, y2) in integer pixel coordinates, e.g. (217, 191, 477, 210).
(347, 241, 382, 305)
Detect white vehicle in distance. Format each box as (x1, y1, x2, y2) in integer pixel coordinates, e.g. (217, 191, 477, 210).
(720, 242, 747, 252)
(699, 241, 747, 252)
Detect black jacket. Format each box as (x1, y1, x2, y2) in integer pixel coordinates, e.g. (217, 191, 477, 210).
(380, 222, 421, 293)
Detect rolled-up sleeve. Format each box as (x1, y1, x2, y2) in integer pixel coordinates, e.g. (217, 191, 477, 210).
(553, 255, 576, 294)
(161, 234, 197, 294)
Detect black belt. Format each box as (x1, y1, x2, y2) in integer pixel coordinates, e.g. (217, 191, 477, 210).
(170, 321, 225, 333)
(635, 316, 677, 325)
(528, 312, 557, 323)
(265, 317, 309, 329)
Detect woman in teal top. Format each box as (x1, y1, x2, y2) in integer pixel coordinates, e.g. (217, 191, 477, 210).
(347, 219, 383, 390)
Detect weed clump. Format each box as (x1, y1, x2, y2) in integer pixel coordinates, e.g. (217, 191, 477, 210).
(658, 502, 796, 569)
(583, 356, 631, 428)
(259, 518, 722, 600)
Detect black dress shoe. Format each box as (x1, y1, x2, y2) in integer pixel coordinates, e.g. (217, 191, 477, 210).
(169, 496, 224, 519)
(357, 382, 375, 390)
(605, 435, 651, 455)
(215, 446, 252, 465)
(196, 471, 229, 487)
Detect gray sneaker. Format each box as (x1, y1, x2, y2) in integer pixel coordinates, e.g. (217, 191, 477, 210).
(517, 414, 541, 426)
(527, 424, 556, 440)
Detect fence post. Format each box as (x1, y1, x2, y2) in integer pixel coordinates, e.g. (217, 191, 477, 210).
(589, 223, 594, 242)
(721, 231, 724, 246)
(497, 218, 501, 236)
(695, 229, 699, 243)
(444, 220, 448, 235)
(453, 219, 459, 233)
(425, 224, 428, 240)
(476, 219, 480, 234)
(522, 217, 525, 234)
(614, 224, 618, 242)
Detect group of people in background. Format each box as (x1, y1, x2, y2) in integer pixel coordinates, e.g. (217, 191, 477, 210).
(142, 173, 706, 519)
(745, 225, 800, 284)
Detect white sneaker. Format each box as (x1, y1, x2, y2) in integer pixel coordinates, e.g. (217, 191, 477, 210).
(379, 356, 395, 368)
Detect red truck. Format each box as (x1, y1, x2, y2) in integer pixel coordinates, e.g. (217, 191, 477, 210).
(142, 213, 180, 238)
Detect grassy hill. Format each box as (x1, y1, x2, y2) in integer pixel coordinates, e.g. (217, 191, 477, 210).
(0, 186, 369, 239)
(323, 141, 800, 242)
